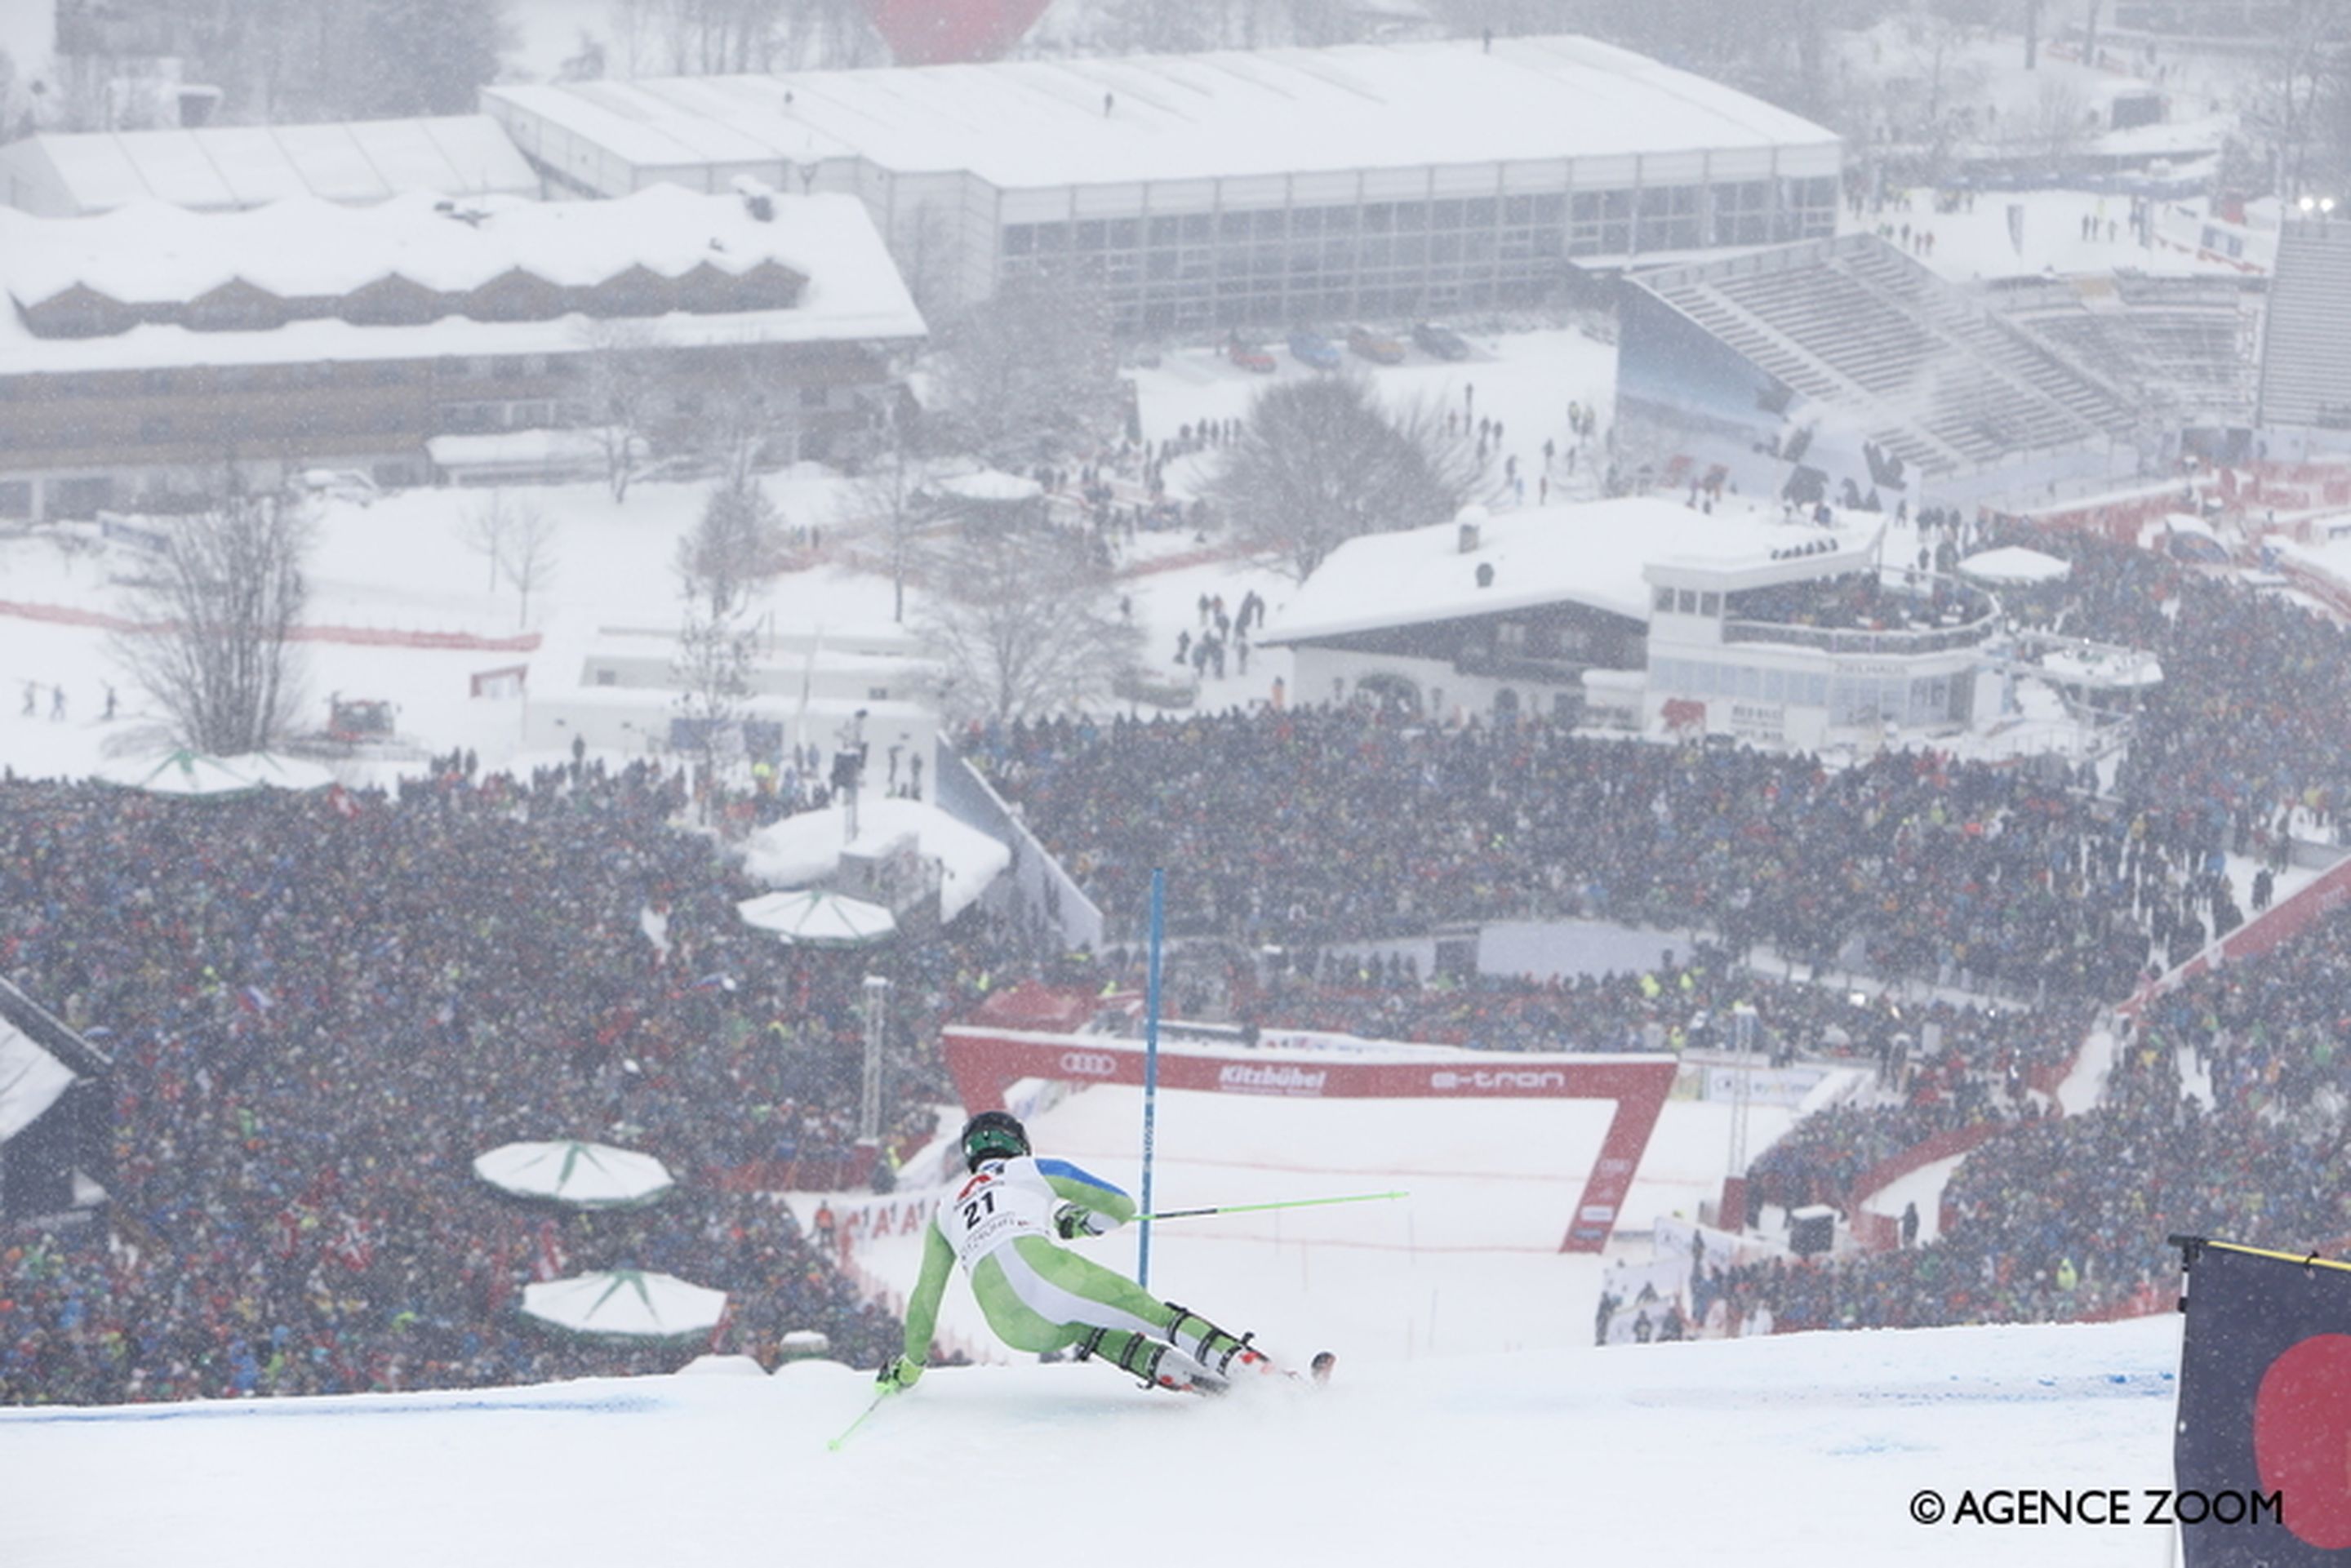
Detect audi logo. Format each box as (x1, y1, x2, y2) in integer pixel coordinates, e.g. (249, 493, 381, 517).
(1059, 1051, 1120, 1078)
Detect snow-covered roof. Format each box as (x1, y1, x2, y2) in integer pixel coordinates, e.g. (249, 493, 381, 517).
(0, 189, 926, 375)
(741, 797, 1011, 923)
(0, 117, 538, 216)
(1263, 499, 1864, 644)
(936, 469, 1043, 502)
(3, 184, 827, 308)
(486, 33, 1840, 193)
(425, 428, 614, 471)
(1957, 545, 2071, 585)
(2033, 645, 2162, 690)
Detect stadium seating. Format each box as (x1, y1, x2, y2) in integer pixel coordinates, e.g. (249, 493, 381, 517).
(2256, 220, 2351, 429)
(1636, 235, 2139, 476)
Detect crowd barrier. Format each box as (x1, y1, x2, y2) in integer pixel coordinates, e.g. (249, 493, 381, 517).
(0, 597, 542, 653)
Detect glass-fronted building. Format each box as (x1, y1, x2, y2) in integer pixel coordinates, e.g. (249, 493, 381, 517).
(485, 34, 1842, 334)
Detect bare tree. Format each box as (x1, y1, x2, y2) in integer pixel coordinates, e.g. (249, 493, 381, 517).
(918, 530, 1142, 723)
(0, 50, 28, 141)
(1097, 0, 1220, 53)
(1211, 376, 1482, 581)
(575, 319, 669, 503)
(112, 488, 312, 754)
(2243, 0, 2350, 202)
(496, 500, 561, 629)
(852, 399, 932, 624)
(2026, 74, 2094, 166)
(935, 256, 1121, 463)
(671, 599, 758, 804)
(687, 346, 802, 488)
(2319, 49, 2351, 197)
(677, 478, 787, 619)
(891, 201, 964, 322)
(612, 0, 803, 73)
(459, 488, 515, 592)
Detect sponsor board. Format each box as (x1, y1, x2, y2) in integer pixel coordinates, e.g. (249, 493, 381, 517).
(1429, 1068, 1568, 1092)
(1727, 701, 1786, 745)
(1215, 1062, 1328, 1096)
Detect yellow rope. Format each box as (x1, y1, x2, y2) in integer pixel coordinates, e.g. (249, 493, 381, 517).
(2202, 1238, 2351, 1277)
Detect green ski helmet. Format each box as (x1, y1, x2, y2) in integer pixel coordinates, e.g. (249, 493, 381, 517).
(960, 1110, 1030, 1170)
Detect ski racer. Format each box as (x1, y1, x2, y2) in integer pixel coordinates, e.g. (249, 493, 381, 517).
(874, 1110, 1282, 1396)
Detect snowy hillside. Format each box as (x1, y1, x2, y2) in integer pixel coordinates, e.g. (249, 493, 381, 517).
(0, 1316, 2184, 1568)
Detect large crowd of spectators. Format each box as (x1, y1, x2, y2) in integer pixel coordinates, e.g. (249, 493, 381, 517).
(1991, 521, 2351, 837)
(1709, 855, 2351, 1336)
(1237, 940, 2085, 1080)
(1700, 523, 2351, 1330)
(970, 705, 2229, 1003)
(0, 758, 1055, 1405)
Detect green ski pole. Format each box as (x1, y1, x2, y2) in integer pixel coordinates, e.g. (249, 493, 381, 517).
(826, 1386, 898, 1451)
(1132, 1189, 1408, 1224)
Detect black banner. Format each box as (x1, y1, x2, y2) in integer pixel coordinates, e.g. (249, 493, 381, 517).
(2175, 1240, 2351, 1564)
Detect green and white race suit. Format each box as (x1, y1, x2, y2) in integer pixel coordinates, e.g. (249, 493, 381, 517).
(899, 1153, 1185, 1364)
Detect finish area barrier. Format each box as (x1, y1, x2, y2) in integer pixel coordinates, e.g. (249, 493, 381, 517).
(940, 1026, 1675, 1255)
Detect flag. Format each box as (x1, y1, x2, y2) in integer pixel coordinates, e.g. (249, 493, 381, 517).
(2175, 1238, 2351, 1562)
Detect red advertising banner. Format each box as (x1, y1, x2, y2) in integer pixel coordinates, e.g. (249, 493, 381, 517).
(940, 1027, 1675, 1254)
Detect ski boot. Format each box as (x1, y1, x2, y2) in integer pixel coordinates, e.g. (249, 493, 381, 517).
(1075, 1327, 1223, 1395)
(1164, 1304, 1282, 1384)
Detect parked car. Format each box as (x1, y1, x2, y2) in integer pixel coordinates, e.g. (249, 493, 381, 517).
(1225, 334, 1277, 373)
(1412, 321, 1471, 361)
(1346, 325, 1406, 364)
(1287, 329, 1342, 371)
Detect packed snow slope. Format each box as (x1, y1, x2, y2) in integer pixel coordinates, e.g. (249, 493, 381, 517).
(851, 1080, 1798, 1361)
(0, 1316, 2183, 1568)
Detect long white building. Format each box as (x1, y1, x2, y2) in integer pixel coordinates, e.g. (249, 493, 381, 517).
(482, 34, 1842, 332)
(0, 116, 540, 216)
(1259, 498, 2159, 751)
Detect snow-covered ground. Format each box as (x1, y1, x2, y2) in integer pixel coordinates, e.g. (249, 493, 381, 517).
(0, 1314, 2186, 1568)
(0, 318, 1627, 788)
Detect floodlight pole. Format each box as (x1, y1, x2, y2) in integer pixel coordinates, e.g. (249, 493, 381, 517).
(859, 974, 891, 1144)
(1727, 1003, 1757, 1185)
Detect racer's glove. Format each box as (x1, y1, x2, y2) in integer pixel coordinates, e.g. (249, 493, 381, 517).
(1055, 1202, 1119, 1240)
(876, 1356, 922, 1391)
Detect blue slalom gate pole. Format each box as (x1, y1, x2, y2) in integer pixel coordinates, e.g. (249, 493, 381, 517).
(1138, 867, 1165, 1290)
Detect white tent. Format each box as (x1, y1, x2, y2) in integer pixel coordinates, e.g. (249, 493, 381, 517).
(220, 753, 338, 791)
(936, 469, 1044, 504)
(1957, 545, 2071, 586)
(521, 1271, 727, 1340)
(741, 798, 1011, 923)
(95, 749, 259, 797)
(472, 1140, 676, 1209)
(736, 889, 898, 946)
